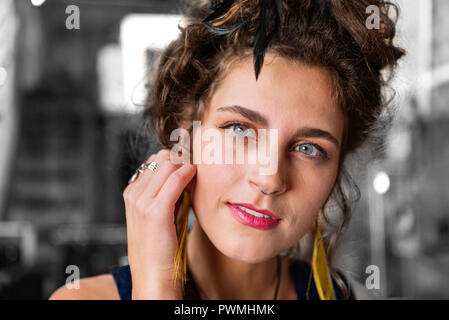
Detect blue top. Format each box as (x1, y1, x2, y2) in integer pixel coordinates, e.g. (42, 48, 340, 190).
(110, 259, 354, 300)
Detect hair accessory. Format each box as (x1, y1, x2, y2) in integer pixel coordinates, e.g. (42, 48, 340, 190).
(204, 0, 235, 22)
(202, 0, 284, 80)
(203, 18, 250, 36)
(253, 0, 283, 80)
(311, 219, 336, 300)
(202, 0, 250, 36)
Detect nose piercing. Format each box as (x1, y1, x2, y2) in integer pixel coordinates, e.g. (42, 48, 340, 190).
(261, 189, 275, 195)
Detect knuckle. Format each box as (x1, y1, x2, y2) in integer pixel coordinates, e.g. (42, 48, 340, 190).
(122, 186, 131, 201)
(123, 185, 139, 205)
(151, 202, 173, 223)
(169, 173, 185, 187)
(159, 149, 172, 160)
(149, 200, 163, 212)
(164, 157, 178, 170)
(159, 149, 183, 169)
(148, 153, 157, 161)
(141, 203, 165, 223)
(135, 198, 149, 215)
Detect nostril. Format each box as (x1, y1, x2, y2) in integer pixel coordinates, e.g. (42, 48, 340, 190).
(249, 181, 277, 196)
(261, 189, 276, 195)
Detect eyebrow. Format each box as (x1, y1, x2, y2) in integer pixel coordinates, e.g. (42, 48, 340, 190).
(216, 105, 340, 148)
(217, 105, 269, 126)
(293, 127, 340, 148)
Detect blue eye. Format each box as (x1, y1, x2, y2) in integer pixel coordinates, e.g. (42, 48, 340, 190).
(219, 122, 256, 138)
(295, 143, 328, 159)
(232, 124, 249, 136)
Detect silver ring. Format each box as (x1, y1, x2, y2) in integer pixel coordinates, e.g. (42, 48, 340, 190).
(146, 161, 159, 172)
(261, 189, 274, 195)
(128, 160, 159, 184)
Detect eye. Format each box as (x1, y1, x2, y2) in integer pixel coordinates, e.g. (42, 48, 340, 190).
(232, 123, 249, 136)
(219, 122, 256, 139)
(294, 143, 329, 159)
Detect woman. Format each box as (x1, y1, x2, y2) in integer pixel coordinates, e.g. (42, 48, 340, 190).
(50, 0, 404, 300)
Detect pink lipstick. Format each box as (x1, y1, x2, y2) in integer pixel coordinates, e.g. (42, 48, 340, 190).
(226, 202, 281, 230)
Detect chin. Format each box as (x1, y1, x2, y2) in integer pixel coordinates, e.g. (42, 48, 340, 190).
(210, 229, 281, 264)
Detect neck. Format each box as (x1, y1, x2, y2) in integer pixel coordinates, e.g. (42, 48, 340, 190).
(186, 220, 283, 300)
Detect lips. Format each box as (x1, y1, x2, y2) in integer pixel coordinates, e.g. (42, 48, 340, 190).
(231, 203, 281, 219)
(226, 202, 281, 230)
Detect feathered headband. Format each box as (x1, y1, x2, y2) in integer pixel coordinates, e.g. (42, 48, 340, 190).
(202, 0, 284, 81)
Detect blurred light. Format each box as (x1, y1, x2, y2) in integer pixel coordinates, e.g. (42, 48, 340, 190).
(31, 0, 46, 6)
(97, 44, 125, 114)
(373, 171, 390, 195)
(386, 127, 412, 161)
(120, 14, 181, 113)
(0, 67, 7, 87)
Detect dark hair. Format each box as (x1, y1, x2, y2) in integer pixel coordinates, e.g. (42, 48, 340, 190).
(144, 0, 405, 299)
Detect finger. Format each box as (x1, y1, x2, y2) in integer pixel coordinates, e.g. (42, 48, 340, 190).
(125, 153, 156, 193)
(156, 163, 197, 211)
(128, 150, 182, 223)
(125, 153, 161, 202)
(132, 152, 180, 219)
(132, 158, 181, 217)
(123, 153, 157, 223)
(138, 151, 181, 199)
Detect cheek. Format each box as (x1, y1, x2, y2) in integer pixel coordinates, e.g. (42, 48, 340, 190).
(311, 169, 337, 207)
(288, 164, 339, 226)
(192, 163, 235, 208)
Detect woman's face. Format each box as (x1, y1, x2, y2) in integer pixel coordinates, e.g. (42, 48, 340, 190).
(190, 53, 344, 263)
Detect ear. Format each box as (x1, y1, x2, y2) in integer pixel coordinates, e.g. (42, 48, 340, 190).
(177, 107, 195, 160)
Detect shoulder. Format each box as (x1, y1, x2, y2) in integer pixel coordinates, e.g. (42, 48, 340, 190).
(48, 273, 120, 300)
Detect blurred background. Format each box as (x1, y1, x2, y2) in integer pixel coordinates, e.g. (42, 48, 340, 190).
(0, 0, 448, 299)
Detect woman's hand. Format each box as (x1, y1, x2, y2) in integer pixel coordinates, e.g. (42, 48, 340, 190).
(122, 149, 196, 299)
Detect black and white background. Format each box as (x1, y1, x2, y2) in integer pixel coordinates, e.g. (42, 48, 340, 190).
(0, 0, 448, 300)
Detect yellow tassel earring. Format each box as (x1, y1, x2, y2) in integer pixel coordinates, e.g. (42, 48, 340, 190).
(311, 218, 336, 300)
(171, 190, 191, 296)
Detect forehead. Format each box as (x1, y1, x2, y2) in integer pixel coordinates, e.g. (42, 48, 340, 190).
(204, 54, 342, 130)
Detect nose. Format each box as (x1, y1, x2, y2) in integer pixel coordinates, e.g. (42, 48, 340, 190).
(248, 168, 287, 196)
(247, 130, 289, 196)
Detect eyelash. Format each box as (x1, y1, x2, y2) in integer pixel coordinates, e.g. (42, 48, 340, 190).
(219, 121, 256, 138)
(294, 143, 329, 160)
(218, 121, 330, 160)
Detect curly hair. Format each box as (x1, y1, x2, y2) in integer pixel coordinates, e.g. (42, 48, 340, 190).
(143, 0, 405, 299)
